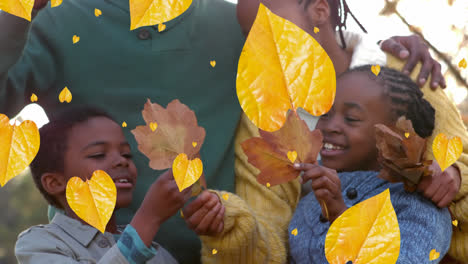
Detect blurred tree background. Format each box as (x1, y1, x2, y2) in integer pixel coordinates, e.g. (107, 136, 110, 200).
(0, 0, 467, 263)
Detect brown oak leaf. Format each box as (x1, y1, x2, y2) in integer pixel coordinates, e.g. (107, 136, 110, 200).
(241, 111, 323, 186)
(375, 116, 432, 191)
(131, 99, 206, 170)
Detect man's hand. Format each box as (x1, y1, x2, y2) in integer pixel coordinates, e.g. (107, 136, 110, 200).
(183, 191, 225, 236)
(380, 35, 446, 90)
(34, 0, 49, 10)
(417, 162, 461, 208)
(294, 163, 347, 223)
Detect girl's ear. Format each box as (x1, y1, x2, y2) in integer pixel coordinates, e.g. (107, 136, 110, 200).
(306, 0, 331, 27)
(41, 173, 67, 196)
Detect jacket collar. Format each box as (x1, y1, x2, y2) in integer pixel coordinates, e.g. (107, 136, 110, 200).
(51, 213, 100, 247)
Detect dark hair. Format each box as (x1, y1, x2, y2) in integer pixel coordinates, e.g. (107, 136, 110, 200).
(341, 65, 436, 138)
(300, 0, 367, 48)
(30, 106, 115, 208)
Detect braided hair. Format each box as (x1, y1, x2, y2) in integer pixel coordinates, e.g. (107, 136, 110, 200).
(342, 65, 435, 138)
(30, 106, 115, 208)
(299, 0, 367, 48)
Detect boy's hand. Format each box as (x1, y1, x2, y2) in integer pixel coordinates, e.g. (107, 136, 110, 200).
(417, 161, 461, 208)
(294, 163, 347, 223)
(183, 191, 225, 236)
(34, 0, 49, 10)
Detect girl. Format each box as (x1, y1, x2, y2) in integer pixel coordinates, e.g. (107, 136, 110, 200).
(289, 65, 452, 263)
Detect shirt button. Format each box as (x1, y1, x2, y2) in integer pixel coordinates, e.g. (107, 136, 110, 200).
(138, 29, 150, 40)
(319, 213, 328, 223)
(346, 188, 358, 199)
(97, 239, 110, 248)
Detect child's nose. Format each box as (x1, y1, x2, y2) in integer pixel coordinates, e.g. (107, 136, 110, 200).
(112, 154, 129, 168)
(322, 117, 342, 134)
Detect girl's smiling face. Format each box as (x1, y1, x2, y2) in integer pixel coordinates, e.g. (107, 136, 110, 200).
(316, 72, 395, 172)
(63, 117, 137, 209)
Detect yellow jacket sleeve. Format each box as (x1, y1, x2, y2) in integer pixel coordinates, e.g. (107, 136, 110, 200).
(200, 114, 301, 264)
(387, 54, 468, 262)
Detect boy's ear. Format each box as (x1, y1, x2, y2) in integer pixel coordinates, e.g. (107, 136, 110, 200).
(41, 173, 67, 196)
(306, 0, 331, 27)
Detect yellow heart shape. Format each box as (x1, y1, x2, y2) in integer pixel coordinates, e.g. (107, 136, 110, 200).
(158, 23, 166, 32)
(150, 122, 158, 132)
(95, 8, 102, 17)
(287, 150, 298, 163)
(429, 249, 440, 261)
(30, 93, 38, 102)
(432, 133, 463, 172)
(122, 122, 127, 128)
(266, 182, 271, 188)
(0, 115, 40, 187)
(66, 170, 116, 233)
(459, 58, 467, 69)
(192, 141, 197, 147)
(222, 193, 229, 201)
(212, 249, 218, 255)
(291, 228, 298, 236)
(59, 87, 72, 103)
(210, 60, 216, 68)
(51, 0, 62, 7)
(72, 35, 80, 44)
(314, 27, 320, 33)
(172, 153, 203, 192)
(371, 65, 381, 76)
(404, 132, 410, 138)
(129, 0, 192, 30)
(452, 219, 458, 227)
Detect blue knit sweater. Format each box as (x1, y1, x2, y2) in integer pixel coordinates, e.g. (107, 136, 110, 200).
(288, 171, 452, 264)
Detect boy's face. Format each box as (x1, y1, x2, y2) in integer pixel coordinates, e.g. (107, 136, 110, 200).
(63, 117, 137, 209)
(316, 73, 394, 172)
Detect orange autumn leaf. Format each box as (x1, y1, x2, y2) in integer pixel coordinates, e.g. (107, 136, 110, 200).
(0, 0, 34, 21)
(325, 189, 400, 264)
(0, 114, 40, 187)
(236, 3, 335, 132)
(132, 99, 205, 170)
(66, 170, 116, 233)
(172, 153, 203, 192)
(241, 111, 323, 186)
(432, 133, 463, 172)
(129, 0, 192, 30)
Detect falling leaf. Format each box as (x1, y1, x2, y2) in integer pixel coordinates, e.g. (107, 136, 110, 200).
(51, 0, 62, 8)
(129, 0, 192, 30)
(0, 0, 34, 21)
(72, 35, 80, 44)
(150, 122, 158, 132)
(287, 150, 297, 163)
(429, 249, 440, 261)
(210, 60, 216, 68)
(459, 58, 467, 69)
(314, 27, 320, 33)
(375, 117, 432, 191)
(433, 133, 463, 172)
(325, 189, 400, 264)
(172, 153, 203, 192)
(132, 99, 206, 170)
(212, 249, 218, 255)
(0, 115, 40, 187)
(236, 3, 336, 132)
(122, 122, 127, 127)
(452, 219, 458, 227)
(59, 87, 72, 103)
(66, 170, 116, 233)
(30, 93, 38, 102)
(266, 183, 271, 187)
(158, 23, 166, 32)
(291, 228, 298, 236)
(95, 8, 102, 17)
(180, 210, 184, 218)
(371, 65, 381, 76)
(192, 142, 197, 147)
(222, 193, 229, 201)
(241, 111, 323, 186)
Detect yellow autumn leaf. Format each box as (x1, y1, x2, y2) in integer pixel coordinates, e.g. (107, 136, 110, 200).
(122, 121, 127, 127)
(314, 27, 320, 33)
(172, 153, 203, 192)
(150, 121, 158, 132)
(95, 8, 102, 17)
(432, 133, 463, 172)
(222, 193, 229, 201)
(72, 35, 80, 44)
(192, 142, 197, 147)
(66, 170, 116, 233)
(453, 219, 458, 227)
(59, 87, 72, 103)
(212, 249, 218, 255)
(429, 249, 440, 261)
(236, 4, 336, 132)
(0, 115, 40, 187)
(158, 23, 166, 32)
(51, 0, 62, 8)
(210, 60, 216, 68)
(0, 0, 34, 21)
(30, 93, 38, 102)
(291, 228, 298, 236)
(129, 0, 192, 30)
(325, 189, 400, 264)
(459, 58, 467, 69)
(371, 65, 381, 76)
(287, 150, 297, 163)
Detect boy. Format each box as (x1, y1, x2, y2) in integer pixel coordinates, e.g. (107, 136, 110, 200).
(15, 106, 205, 263)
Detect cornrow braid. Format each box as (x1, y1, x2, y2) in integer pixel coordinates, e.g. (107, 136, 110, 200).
(299, 0, 367, 48)
(343, 65, 436, 138)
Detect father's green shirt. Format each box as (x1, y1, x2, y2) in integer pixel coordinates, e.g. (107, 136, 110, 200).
(0, 0, 244, 262)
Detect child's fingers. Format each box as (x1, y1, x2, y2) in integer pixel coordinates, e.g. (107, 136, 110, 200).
(310, 176, 340, 195)
(183, 191, 213, 218)
(193, 203, 222, 234)
(185, 193, 219, 226)
(293, 163, 317, 171)
(431, 185, 449, 207)
(209, 205, 225, 235)
(438, 192, 454, 208)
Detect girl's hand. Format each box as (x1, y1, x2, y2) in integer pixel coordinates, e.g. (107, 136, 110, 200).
(417, 161, 461, 208)
(183, 191, 225, 236)
(294, 163, 347, 223)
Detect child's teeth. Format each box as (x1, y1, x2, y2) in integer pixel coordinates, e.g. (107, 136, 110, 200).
(324, 143, 343, 150)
